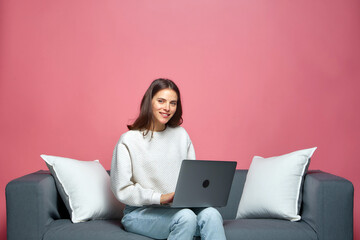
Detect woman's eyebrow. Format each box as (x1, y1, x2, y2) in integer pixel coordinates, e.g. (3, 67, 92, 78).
(157, 98, 177, 102)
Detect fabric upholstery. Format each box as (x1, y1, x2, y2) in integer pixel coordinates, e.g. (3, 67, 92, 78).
(217, 170, 247, 220)
(43, 219, 152, 240)
(301, 171, 354, 240)
(223, 219, 317, 240)
(6, 169, 354, 240)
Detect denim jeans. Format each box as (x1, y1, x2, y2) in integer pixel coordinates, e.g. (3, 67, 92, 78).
(121, 205, 226, 240)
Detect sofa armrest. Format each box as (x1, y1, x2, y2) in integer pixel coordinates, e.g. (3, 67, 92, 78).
(301, 170, 354, 240)
(6, 170, 68, 240)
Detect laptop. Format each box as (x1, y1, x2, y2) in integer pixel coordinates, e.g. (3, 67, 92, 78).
(156, 160, 237, 208)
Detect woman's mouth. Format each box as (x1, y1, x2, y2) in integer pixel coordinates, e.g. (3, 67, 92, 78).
(160, 112, 170, 118)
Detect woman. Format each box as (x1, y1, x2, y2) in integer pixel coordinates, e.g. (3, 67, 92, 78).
(111, 78, 226, 240)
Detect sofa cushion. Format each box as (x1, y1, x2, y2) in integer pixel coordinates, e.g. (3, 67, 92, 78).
(43, 219, 153, 240)
(41, 154, 124, 223)
(223, 219, 317, 240)
(43, 219, 317, 240)
(236, 147, 317, 221)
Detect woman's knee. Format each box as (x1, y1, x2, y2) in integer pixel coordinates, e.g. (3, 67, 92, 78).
(197, 207, 223, 222)
(172, 208, 197, 228)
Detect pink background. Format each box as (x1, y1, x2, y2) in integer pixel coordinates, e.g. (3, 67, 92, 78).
(1, 0, 359, 239)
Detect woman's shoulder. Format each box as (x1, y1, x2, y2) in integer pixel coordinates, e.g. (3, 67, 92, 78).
(119, 130, 143, 142)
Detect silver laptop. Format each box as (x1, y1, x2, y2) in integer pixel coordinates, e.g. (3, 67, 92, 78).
(158, 160, 237, 208)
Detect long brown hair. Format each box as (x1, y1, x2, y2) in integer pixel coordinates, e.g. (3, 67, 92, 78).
(128, 78, 183, 136)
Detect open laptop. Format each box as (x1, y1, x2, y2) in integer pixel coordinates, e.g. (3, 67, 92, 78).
(156, 160, 237, 208)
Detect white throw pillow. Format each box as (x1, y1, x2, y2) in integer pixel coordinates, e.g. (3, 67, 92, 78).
(236, 147, 317, 221)
(41, 154, 124, 223)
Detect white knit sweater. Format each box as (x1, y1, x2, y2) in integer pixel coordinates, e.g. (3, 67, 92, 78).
(110, 126, 196, 207)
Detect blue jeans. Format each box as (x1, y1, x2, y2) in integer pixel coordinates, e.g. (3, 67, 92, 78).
(121, 205, 226, 240)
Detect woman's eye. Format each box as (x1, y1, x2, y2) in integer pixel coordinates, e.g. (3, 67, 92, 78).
(158, 99, 164, 103)
(171, 102, 177, 106)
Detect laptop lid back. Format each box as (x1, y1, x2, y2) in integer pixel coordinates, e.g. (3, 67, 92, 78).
(172, 160, 237, 208)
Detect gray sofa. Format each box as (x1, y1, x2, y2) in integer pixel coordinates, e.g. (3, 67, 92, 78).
(6, 169, 353, 240)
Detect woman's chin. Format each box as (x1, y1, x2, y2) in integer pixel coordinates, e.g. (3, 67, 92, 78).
(157, 117, 170, 125)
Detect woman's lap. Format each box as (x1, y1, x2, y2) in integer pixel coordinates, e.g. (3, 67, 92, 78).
(122, 206, 195, 239)
(121, 206, 224, 240)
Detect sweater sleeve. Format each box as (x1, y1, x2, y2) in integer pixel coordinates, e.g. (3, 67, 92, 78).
(110, 141, 162, 206)
(187, 141, 196, 160)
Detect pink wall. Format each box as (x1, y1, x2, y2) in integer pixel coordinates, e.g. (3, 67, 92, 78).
(1, 0, 359, 239)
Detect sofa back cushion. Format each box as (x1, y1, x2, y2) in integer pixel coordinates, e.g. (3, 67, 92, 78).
(217, 170, 247, 220)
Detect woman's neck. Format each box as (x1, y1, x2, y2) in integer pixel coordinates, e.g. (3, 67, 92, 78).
(152, 123, 167, 132)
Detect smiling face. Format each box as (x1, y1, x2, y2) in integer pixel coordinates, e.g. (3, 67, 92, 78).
(151, 88, 178, 131)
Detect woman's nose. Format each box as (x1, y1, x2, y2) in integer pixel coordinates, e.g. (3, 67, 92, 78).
(164, 104, 170, 111)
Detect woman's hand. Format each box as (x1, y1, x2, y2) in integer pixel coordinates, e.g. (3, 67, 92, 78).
(160, 192, 175, 205)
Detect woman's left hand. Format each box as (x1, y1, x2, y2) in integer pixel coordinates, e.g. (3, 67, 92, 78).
(160, 192, 175, 205)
